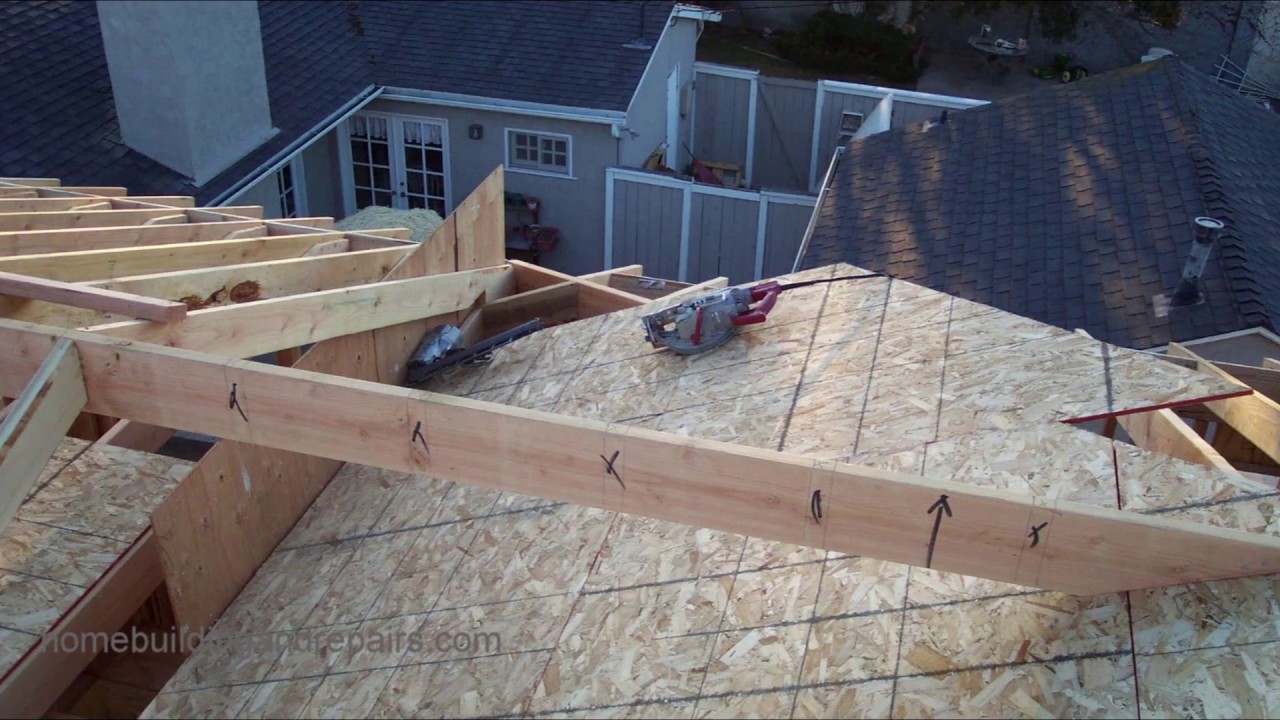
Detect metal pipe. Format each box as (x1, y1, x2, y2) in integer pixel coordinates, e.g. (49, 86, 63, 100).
(791, 145, 845, 273)
(1171, 216, 1225, 307)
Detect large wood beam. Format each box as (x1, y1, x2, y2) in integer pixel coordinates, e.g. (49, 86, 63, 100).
(88, 266, 503, 358)
(0, 220, 266, 257)
(0, 233, 350, 282)
(0, 271, 187, 323)
(0, 530, 164, 718)
(0, 206, 262, 232)
(482, 281, 579, 335)
(1168, 343, 1280, 467)
(1117, 408, 1243, 478)
(0, 338, 87, 532)
(2, 321, 1278, 594)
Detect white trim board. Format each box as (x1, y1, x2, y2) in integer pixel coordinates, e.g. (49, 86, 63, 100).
(382, 88, 625, 126)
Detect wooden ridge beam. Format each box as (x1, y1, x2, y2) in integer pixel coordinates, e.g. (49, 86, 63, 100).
(0, 232, 349, 282)
(1168, 343, 1280, 466)
(0, 206, 262, 232)
(0, 220, 266, 257)
(88, 266, 504, 358)
(0, 271, 187, 323)
(2, 320, 1279, 594)
(0, 338, 86, 532)
(1117, 407, 1242, 477)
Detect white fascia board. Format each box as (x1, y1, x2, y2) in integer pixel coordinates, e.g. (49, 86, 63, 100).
(675, 5, 722, 22)
(694, 61, 760, 80)
(381, 87, 625, 125)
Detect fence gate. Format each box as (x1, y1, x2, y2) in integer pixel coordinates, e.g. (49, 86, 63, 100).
(606, 167, 817, 285)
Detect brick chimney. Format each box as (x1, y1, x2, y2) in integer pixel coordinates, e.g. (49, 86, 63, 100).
(97, 1, 277, 185)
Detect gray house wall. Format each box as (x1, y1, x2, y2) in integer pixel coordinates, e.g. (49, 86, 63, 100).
(619, 17, 699, 169)
(302, 135, 342, 218)
(359, 98, 617, 275)
(235, 171, 282, 218)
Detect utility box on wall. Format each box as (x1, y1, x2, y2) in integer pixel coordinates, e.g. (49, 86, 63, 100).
(468, 124, 483, 140)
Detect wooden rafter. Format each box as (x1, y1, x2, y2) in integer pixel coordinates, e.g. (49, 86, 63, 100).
(1168, 343, 1280, 467)
(88, 266, 505, 358)
(0, 220, 267, 256)
(0, 271, 187, 323)
(1, 319, 1278, 595)
(1117, 407, 1242, 478)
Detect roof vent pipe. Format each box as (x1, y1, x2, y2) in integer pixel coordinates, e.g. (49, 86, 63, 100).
(624, 2, 653, 49)
(1170, 217, 1225, 307)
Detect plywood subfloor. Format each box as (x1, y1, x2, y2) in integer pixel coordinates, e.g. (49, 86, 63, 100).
(0, 438, 193, 678)
(142, 264, 1277, 718)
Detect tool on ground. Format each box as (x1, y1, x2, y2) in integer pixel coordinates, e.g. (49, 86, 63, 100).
(641, 273, 885, 355)
(407, 319, 544, 386)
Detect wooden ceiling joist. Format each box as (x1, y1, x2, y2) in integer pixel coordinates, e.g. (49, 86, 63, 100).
(1117, 406, 1242, 478)
(2, 318, 1278, 596)
(0, 205, 264, 232)
(0, 232, 352, 282)
(0, 220, 268, 257)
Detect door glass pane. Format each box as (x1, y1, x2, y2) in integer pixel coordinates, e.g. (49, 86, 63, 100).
(352, 141, 369, 163)
(375, 191, 392, 206)
(408, 195, 426, 210)
(425, 149, 443, 173)
(427, 175, 444, 197)
(372, 142, 389, 166)
(373, 167, 390, 189)
(407, 171, 424, 195)
(355, 188, 372, 208)
(405, 145, 423, 168)
(354, 165, 371, 187)
(429, 198, 445, 216)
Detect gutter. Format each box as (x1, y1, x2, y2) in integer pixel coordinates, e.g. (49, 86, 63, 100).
(211, 84, 383, 207)
(380, 87, 626, 125)
(792, 145, 845, 273)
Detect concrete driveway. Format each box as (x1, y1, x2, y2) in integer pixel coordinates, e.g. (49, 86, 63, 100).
(915, 48, 1055, 101)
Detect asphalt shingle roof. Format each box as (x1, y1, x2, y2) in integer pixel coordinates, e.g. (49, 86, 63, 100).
(0, 1, 376, 204)
(0, 0, 669, 200)
(360, 0, 673, 112)
(802, 58, 1280, 349)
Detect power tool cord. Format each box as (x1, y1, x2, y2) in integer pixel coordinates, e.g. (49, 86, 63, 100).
(777, 272, 886, 292)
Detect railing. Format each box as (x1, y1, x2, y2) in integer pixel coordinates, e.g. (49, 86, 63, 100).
(1213, 55, 1279, 100)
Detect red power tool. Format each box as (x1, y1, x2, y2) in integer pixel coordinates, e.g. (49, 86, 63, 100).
(640, 274, 884, 355)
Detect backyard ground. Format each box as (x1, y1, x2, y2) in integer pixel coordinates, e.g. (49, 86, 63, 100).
(697, 22, 1054, 101)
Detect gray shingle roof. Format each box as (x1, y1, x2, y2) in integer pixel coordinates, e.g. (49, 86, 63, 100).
(0, 0, 670, 200)
(360, 0, 673, 112)
(0, 1, 376, 204)
(802, 58, 1280, 349)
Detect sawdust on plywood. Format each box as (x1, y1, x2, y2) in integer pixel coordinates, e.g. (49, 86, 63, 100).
(335, 206, 443, 244)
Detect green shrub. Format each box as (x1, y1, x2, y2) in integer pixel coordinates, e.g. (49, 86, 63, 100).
(775, 10, 920, 84)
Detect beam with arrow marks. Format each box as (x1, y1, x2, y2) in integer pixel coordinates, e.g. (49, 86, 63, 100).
(2, 318, 1280, 595)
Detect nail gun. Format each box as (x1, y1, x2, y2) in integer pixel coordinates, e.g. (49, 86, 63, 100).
(641, 273, 885, 355)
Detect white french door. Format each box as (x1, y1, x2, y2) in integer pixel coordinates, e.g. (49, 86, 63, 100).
(342, 112, 450, 216)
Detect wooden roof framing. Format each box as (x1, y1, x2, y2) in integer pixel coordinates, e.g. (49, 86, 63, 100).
(1, 170, 1280, 716)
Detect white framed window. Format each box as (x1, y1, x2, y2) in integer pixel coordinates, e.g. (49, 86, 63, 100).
(275, 156, 308, 218)
(837, 111, 864, 143)
(505, 129, 573, 178)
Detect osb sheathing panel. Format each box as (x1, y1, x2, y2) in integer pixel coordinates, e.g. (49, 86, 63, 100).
(143, 263, 1278, 719)
(0, 438, 193, 678)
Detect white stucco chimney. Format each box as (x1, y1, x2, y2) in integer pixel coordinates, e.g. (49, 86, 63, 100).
(97, 1, 277, 185)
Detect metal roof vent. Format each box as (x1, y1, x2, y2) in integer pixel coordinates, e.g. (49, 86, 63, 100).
(1170, 217, 1225, 307)
(624, 2, 653, 50)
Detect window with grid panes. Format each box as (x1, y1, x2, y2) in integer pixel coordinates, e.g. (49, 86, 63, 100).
(507, 130, 570, 175)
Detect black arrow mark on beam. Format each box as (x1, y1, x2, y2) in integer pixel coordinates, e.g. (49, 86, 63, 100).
(925, 494, 952, 569)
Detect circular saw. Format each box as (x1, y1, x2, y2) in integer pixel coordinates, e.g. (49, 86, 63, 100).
(641, 273, 885, 355)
